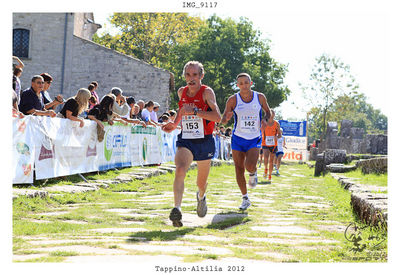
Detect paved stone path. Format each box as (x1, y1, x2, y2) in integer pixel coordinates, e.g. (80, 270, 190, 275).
(13, 162, 358, 264)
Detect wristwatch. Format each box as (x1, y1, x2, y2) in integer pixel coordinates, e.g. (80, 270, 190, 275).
(193, 107, 199, 116)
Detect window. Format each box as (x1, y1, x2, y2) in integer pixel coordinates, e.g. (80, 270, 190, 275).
(13, 28, 30, 58)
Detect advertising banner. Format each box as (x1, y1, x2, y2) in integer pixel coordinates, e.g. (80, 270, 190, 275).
(284, 136, 308, 150)
(279, 120, 307, 137)
(281, 149, 309, 162)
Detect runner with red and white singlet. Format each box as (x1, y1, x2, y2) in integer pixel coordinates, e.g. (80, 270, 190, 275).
(162, 61, 222, 227)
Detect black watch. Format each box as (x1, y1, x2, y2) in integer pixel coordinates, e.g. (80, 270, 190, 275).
(193, 107, 199, 116)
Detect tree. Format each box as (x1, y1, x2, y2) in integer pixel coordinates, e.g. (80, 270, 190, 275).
(300, 54, 359, 140)
(168, 15, 291, 111)
(302, 54, 387, 142)
(93, 13, 204, 68)
(94, 13, 291, 114)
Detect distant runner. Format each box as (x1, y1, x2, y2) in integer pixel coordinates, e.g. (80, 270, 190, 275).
(274, 128, 286, 175)
(261, 110, 280, 182)
(162, 61, 222, 227)
(220, 73, 271, 210)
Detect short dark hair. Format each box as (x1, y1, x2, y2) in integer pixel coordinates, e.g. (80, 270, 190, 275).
(31, 75, 44, 82)
(127, 97, 135, 105)
(88, 84, 95, 91)
(236, 72, 251, 82)
(90, 81, 98, 87)
(13, 68, 22, 75)
(144, 100, 154, 108)
(40, 73, 53, 82)
(160, 115, 169, 122)
(111, 87, 123, 97)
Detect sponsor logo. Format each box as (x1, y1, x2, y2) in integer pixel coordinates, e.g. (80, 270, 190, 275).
(16, 142, 30, 156)
(38, 144, 55, 161)
(86, 144, 97, 157)
(283, 151, 304, 161)
(104, 129, 113, 161)
(142, 137, 148, 161)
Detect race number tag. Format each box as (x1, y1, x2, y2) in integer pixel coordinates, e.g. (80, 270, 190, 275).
(265, 136, 275, 146)
(182, 115, 204, 139)
(239, 116, 258, 133)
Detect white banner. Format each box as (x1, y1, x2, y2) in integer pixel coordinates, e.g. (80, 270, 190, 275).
(284, 136, 308, 150)
(34, 117, 98, 180)
(13, 117, 166, 183)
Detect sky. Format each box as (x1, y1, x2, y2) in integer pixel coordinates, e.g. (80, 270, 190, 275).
(93, 1, 392, 120)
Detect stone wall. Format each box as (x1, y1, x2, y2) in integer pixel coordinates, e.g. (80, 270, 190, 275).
(356, 157, 388, 174)
(13, 13, 172, 114)
(318, 120, 387, 155)
(70, 36, 171, 113)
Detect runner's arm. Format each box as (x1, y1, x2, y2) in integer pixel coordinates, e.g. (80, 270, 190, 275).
(220, 95, 236, 125)
(258, 93, 271, 121)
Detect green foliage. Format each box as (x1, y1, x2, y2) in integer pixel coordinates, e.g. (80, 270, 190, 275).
(302, 54, 387, 142)
(93, 13, 204, 68)
(94, 13, 290, 112)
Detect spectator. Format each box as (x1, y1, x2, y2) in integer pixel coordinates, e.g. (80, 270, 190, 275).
(130, 104, 142, 120)
(101, 87, 129, 116)
(151, 102, 160, 123)
(13, 68, 23, 103)
(141, 100, 157, 126)
(57, 88, 91, 127)
(136, 100, 145, 118)
(219, 125, 225, 136)
(168, 110, 177, 121)
(225, 127, 232, 137)
(88, 83, 99, 109)
(12, 89, 24, 118)
(120, 96, 146, 127)
(40, 73, 64, 110)
(159, 114, 170, 124)
(18, 75, 56, 117)
(12, 56, 24, 102)
(125, 96, 136, 118)
(158, 112, 170, 123)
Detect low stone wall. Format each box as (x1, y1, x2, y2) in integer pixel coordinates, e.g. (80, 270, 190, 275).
(356, 157, 387, 174)
(331, 174, 387, 226)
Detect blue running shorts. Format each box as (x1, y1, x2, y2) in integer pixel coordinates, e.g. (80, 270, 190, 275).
(275, 151, 284, 157)
(176, 134, 215, 161)
(231, 134, 261, 152)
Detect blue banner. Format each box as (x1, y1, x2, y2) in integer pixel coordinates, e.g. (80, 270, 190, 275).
(278, 120, 307, 137)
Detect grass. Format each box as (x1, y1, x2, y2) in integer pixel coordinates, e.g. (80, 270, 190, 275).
(12, 162, 387, 263)
(340, 169, 387, 187)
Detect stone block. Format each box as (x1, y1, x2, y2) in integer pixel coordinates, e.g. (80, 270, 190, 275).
(324, 149, 347, 165)
(314, 153, 325, 177)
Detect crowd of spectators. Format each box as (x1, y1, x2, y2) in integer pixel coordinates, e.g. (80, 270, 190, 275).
(11, 56, 187, 141)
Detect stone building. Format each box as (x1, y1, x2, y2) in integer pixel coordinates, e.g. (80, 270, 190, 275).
(12, 12, 172, 113)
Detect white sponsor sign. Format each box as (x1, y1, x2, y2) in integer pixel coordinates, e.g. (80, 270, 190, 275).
(284, 136, 308, 150)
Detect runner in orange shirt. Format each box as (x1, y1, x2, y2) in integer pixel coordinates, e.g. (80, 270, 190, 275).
(261, 110, 280, 182)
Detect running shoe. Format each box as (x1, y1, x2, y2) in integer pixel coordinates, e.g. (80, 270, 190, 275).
(239, 197, 251, 210)
(248, 172, 258, 189)
(169, 207, 183, 227)
(276, 170, 280, 176)
(268, 175, 272, 181)
(263, 171, 268, 179)
(196, 191, 207, 217)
